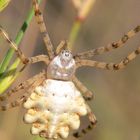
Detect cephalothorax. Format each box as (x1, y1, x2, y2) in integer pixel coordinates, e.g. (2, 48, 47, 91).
(47, 50, 76, 80)
(0, 0, 140, 139)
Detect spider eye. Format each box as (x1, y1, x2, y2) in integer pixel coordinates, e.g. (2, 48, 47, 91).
(65, 53, 70, 57)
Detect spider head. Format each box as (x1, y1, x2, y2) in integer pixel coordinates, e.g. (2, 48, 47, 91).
(47, 49, 76, 81)
(59, 50, 73, 65)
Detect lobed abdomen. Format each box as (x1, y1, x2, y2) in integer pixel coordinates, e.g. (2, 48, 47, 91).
(23, 79, 87, 139)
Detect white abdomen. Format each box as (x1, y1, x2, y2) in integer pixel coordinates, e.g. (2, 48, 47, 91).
(23, 79, 87, 139)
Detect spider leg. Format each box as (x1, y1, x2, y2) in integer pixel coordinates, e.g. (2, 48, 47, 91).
(73, 104, 97, 138)
(72, 76, 94, 101)
(55, 40, 68, 55)
(76, 46, 140, 70)
(32, 0, 55, 59)
(0, 70, 46, 111)
(0, 71, 46, 101)
(29, 55, 49, 65)
(0, 26, 28, 64)
(0, 95, 27, 111)
(74, 25, 140, 59)
(0, 26, 50, 65)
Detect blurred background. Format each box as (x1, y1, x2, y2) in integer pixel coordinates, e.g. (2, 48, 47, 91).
(0, 0, 140, 140)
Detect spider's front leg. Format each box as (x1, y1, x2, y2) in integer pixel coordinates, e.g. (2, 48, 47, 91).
(72, 76, 94, 101)
(0, 26, 50, 65)
(76, 46, 140, 70)
(32, 0, 55, 59)
(55, 40, 68, 55)
(74, 25, 140, 59)
(73, 104, 97, 138)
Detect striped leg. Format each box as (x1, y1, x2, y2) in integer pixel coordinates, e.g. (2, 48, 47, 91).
(0, 71, 46, 101)
(28, 55, 49, 65)
(72, 76, 93, 101)
(0, 26, 28, 64)
(76, 46, 140, 70)
(74, 25, 140, 59)
(32, 0, 55, 59)
(73, 104, 97, 138)
(0, 70, 46, 111)
(0, 95, 27, 111)
(55, 40, 68, 55)
(0, 26, 50, 65)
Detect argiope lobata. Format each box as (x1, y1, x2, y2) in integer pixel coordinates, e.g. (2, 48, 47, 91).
(0, 0, 140, 139)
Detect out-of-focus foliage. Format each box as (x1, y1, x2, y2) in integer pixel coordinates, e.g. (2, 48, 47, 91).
(0, 0, 10, 12)
(72, 0, 96, 20)
(69, 0, 96, 48)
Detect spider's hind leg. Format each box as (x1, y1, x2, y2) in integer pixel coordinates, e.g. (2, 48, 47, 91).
(0, 95, 27, 111)
(73, 104, 97, 138)
(0, 71, 46, 111)
(0, 71, 46, 102)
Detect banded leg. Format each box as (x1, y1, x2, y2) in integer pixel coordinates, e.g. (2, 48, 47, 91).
(0, 95, 27, 111)
(73, 104, 97, 138)
(76, 46, 140, 70)
(29, 55, 49, 65)
(0, 26, 49, 64)
(32, 0, 55, 59)
(0, 71, 46, 101)
(74, 25, 140, 59)
(56, 40, 68, 55)
(0, 26, 50, 65)
(72, 76, 93, 101)
(0, 26, 28, 64)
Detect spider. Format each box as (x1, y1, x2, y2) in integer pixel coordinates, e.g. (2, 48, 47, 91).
(0, 0, 140, 139)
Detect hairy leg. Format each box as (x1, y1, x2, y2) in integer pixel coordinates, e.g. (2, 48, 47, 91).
(73, 104, 97, 138)
(32, 0, 55, 59)
(0, 95, 27, 111)
(55, 40, 68, 55)
(76, 46, 140, 70)
(0, 25, 28, 64)
(0, 71, 46, 101)
(74, 25, 140, 59)
(0, 26, 50, 65)
(72, 76, 94, 101)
